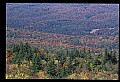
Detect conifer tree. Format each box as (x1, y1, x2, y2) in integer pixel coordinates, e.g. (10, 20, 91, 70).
(46, 59, 56, 78)
(103, 48, 109, 64)
(83, 47, 86, 53)
(111, 51, 117, 64)
(31, 53, 42, 73)
(57, 67, 65, 78)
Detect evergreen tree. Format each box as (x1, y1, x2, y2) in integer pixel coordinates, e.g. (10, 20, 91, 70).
(65, 57, 72, 74)
(80, 52, 86, 58)
(12, 43, 19, 53)
(24, 48, 33, 66)
(93, 56, 101, 66)
(73, 57, 79, 67)
(86, 61, 91, 71)
(11, 52, 22, 67)
(33, 47, 40, 53)
(74, 49, 79, 57)
(64, 66, 70, 76)
(45, 50, 50, 61)
(83, 47, 86, 53)
(86, 49, 91, 59)
(59, 53, 66, 65)
(66, 57, 71, 66)
(103, 48, 109, 63)
(31, 53, 42, 73)
(77, 50, 83, 58)
(19, 42, 24, 52)
(111, 51, 117, 64)
(24, 42, 31, 53)
(46, 59, 56, 78)
(57, 66, 65, 78)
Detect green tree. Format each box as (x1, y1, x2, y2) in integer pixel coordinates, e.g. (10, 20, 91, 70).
(11, 52, 22, 67)
(64, 66, 70, 76)
(12, 43, 19, 53)
(74, 49, 79, 56)
(23, 42, 32, 61)
(19, 42, 24, 52)
(86, 61, 91, 71)
(57, 67, 65, 78)
(77, 50, 83, 58)
(80, 52, 86, 58)
(60, 54, 66, 65)
(111, 51, 117, 64)
(73, 57, 79, 67)
(65, 57, 71, 74)
(66, 57, 71, 66)
(92, 56, 101, 68)
(45, 50, 50, 61)
(31, 53, 42, 73)
(103, 49, 117, 64)
(83, 47, 86, 53)
(103, 48, 109, 64)
(11, 42, 26, 67)
(46, 59, 56, 78)
(86, 49, 91, 59)
(33, 47, 40, 54)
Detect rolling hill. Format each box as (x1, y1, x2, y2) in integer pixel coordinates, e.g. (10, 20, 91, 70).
(6, 3, 119, 36)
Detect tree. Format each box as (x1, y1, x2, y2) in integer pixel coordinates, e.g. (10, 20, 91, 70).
(80, 52, 86, 59)
(86, 61, 92, 71)
(56, 66, 65, 78)
(69, 50, 77, 60)
(59, 67, 65, 78)
(77, 50, 83, 58)
(111, 51, 117, 64)
(74, 49, 79, 56)
(65, 56, 73, 73)
(103, 48, 109, 64)
(12, 43, 19, 53)
(86, 49, 91, 59)
(59, 53, 66, 65)
(23, 43, 32, 61)
(45, 50, 50, 61)
(24, 42, 31, 53)
(31, 53, 42, 73)
(24, 50, 33, 66)
(83, 47, 86, 54)
(73, 57, 79, 67)
(93, 57, 101, 66)
(64, 66, 70, 76)
(46, 59, 56, 78)
(19, 42, 24, 52)
(33, 47, 40, 54)
(103, 49, 117, 64)
(11, 42, 26, 67)
(11, 52, 22, 67)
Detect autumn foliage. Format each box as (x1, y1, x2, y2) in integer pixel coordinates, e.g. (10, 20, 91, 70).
(6, 42, 118, 80)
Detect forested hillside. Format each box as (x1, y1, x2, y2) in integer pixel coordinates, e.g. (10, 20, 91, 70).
(6, 42, 118, 79)
(6, 3, 119, 80)
(7, 28, 119, 54)
(6, 3, 119, 36)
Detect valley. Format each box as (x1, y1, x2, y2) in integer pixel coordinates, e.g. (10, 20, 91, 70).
(6, 3, 119, 79)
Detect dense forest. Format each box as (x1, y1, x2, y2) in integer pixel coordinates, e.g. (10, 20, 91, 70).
(6, 3, 119, 80)
(6, 3, 119, 36)
(6, 28, 119, 53)
(6, 42, 118, 79)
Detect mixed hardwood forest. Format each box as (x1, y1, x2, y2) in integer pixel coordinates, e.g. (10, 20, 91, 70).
(6, 42, 118, 79)
(7, 28, 119, 54)
(6, 3, 119, 79)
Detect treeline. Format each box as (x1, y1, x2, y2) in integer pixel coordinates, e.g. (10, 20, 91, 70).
(6, 42, 118, 79)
